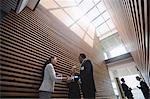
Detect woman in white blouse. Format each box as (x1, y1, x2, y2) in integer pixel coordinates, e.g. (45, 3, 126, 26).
(39, 56, 67, 99)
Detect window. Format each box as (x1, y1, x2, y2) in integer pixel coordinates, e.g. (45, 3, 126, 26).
(97, 23, 110, 35)
(97, 2, 106, 13)
(92, 15, 104, 27)
(79, 0, 94, 14)
(110, 45, 128, 57)
(107, 19, 115, 29)
(102, 11, 110, 20)
(87, 7, 100, 22)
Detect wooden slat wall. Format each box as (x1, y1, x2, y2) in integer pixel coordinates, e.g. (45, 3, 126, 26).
(104, 0, 149, 86)
(0, 7, 115, 99)
(0, 0, 18, 13)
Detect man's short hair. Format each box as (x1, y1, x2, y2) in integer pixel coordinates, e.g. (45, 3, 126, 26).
(80, 53, 86, 59)
(136, 76, 141, 79)
(121, 78, 125, 82)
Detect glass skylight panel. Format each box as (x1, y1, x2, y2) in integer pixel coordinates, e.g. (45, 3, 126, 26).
(74, 0, 82, 5)
(70, 24, 85, 38)
(111, 28, 118, 34)
(46, 0, 117, 40)
(102, 11, 110, 20)
(79, 0, 95, 14)
(77, 16, 90, 31)
(40, 0, 59, 9)
(97, 1, 106, 13)
(92, 15, 104, 27)
(97, 23, 110, 35)
(107, 19, 115, 29)
(86, 7, 100, 22)
(55, 0, 77, 7)
(96, 31, 100, 37)
(64, 7, 83, 21)
(93, 0, 101, 4)
(87, 24, 95, 39)
(50, 9, 74, 27)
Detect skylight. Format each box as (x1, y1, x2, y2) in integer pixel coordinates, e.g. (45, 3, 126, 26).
(40, 0, 118, 47)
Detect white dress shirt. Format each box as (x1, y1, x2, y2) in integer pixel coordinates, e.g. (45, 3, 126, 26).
(39, 63, 62, 92)
(80, 58, 87, 71)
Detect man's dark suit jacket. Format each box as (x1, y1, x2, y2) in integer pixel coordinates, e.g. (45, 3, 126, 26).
(80, 59, 96, 98)
(121, 83, 133, 99)
(139, 81, 149, 99)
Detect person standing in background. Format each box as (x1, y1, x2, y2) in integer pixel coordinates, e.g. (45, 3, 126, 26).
(79, 53, 96, 99)
(136, 76, 149, 99)
(39, 56, 67, 99)
(121, 78, 134, 99)
(67, 66, 81, 99)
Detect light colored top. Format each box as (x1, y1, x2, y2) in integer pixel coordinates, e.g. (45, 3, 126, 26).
(39, 63, 62, 92)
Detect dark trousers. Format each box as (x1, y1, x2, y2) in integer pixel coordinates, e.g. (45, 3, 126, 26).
(39, 91, 51, 99)
(82, 89, 95, 99)
(68, 82, 81, 99)
(126, 96, 134, 99)
(143, 93, 149, 99)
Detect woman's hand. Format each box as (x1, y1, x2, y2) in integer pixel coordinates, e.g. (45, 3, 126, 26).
(57, 73, 62, 77)
(67, 76, 72, 81)
(62, 77, 68, 81)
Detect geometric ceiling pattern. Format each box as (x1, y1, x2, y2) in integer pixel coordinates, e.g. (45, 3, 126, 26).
(40, 0, 117, 43)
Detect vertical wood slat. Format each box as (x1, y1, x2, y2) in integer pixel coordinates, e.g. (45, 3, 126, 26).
(104, 0, 149, 85)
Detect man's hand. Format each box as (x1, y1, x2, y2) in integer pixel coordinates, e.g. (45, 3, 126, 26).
(62, 77, 68, 81)
(57, 73, 62, 77)
(137, 86, 140, 89)
(129, 87, 132, 90)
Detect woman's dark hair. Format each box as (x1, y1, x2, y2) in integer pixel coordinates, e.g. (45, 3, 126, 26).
(41, 56, 55, 80)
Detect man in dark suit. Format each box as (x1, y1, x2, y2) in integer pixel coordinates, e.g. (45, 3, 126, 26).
(79, 53, 96, 99)
(136, 76, 149, 99)
(121, 78, 134, 99)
